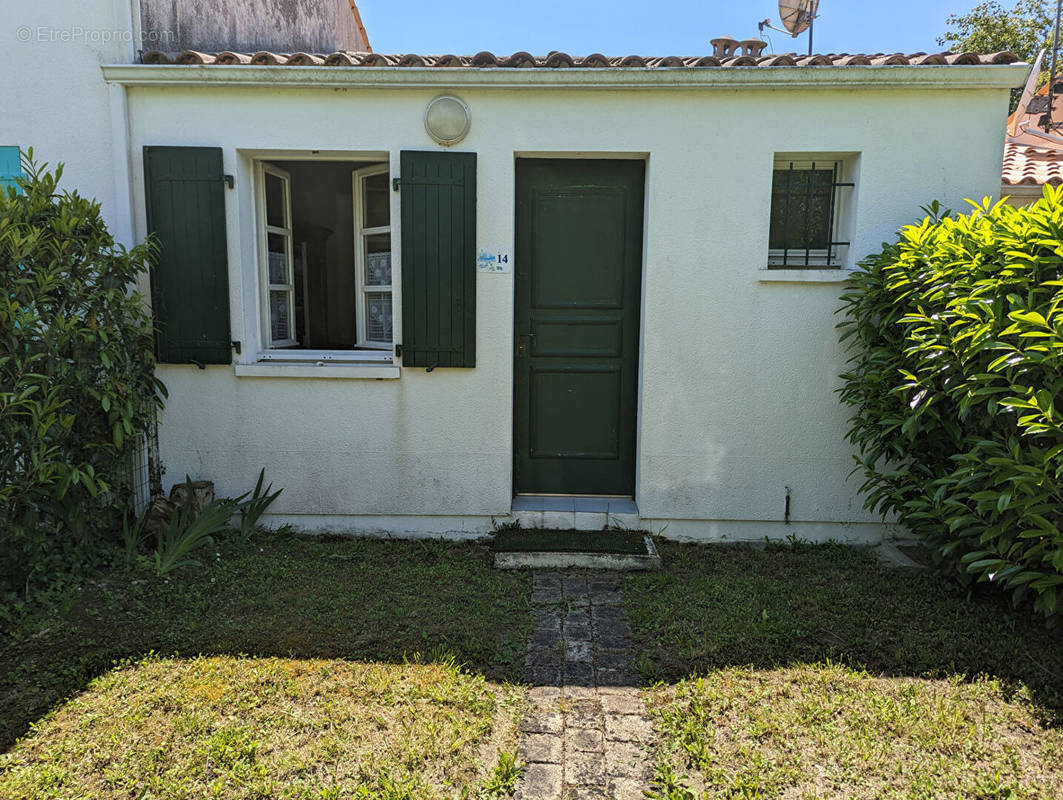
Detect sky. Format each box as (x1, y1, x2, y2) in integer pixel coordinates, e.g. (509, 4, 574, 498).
(357, 0, 988, 58)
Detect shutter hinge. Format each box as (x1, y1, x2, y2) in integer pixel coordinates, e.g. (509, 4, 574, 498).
(392, 177, 400, 191)
(231, 340, 241, 354)
(394, 343, 403, 358)
(223, 174, 234, 189)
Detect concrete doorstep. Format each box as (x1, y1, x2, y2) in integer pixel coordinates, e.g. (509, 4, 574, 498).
(494, 536, 661, 571)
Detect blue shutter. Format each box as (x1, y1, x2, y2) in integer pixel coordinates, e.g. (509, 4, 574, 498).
(0, 147, 22, 194)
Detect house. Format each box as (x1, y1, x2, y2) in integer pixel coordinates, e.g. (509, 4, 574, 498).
(1002, 58, 1063, 204)
(137, 0, 371, 55)
(2, 1, 1027, 542)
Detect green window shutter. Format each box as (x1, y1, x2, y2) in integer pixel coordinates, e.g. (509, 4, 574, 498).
(143, 146, 232, 365)
(399, 150, 476, 368)
(0, 146, 22, 194)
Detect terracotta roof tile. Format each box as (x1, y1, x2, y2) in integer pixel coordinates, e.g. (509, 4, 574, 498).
(989, 51, 1022, 64)
(288, 53, 326, 66)
(139, 49, 1022, 70)
(1003, 141, 1063, 186)
(174, 50, 214, 65)
(759, 54, 797, 66)
(835, 55, 872, 66)
(578, 53, 609, 67)
(504, 51, 537, 68)
(323, 51, 358, 66)
(215, 51, 253, 65)
(1003, 62, 1063, 189)
(250, 51, 287, 65)
(870, 54, 910, 66)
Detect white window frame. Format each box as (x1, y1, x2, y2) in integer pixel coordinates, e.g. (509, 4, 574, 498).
(766, 158, 847, 269)
(255, 348, 394, 363)
(251, 157, 395, 363)
(257, 163, 298, 347)
(353, 163, 394, 350)
(295, 240, 311, 346)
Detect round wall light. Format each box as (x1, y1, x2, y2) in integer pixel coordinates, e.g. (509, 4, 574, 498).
(424, 95, 471, 146)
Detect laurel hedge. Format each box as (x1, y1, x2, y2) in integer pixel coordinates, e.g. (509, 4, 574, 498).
(0, 153, 163, 595)
(839, 191, 1063, 622)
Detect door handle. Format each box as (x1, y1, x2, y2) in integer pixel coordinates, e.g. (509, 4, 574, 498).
(517, 333, 536, 356)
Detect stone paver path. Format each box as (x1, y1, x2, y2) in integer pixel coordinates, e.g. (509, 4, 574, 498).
(515, 571, 655, 800)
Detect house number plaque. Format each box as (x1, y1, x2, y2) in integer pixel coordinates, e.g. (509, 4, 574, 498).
(477, 249, 511, 273)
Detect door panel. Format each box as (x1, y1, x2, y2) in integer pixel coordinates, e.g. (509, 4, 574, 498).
(531, 190, 627, 308)
(514, 159, 645, 496)
(530, 367, 622, 459)
(532, 318, 623, 358)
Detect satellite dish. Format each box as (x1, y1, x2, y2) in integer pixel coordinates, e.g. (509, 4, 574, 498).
(779, 0, 819, 36)
(757, 0, 821, 55)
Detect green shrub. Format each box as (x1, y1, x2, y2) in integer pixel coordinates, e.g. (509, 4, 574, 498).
(839, 192, 1063, 621)
(0, 152, 164, 594)
(148, 473, 283, 575)
(233, 468, 283, 539)
(152, 493, 237, 577)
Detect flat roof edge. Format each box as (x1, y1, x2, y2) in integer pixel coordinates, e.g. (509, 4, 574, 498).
(101, 63, 1029, 90)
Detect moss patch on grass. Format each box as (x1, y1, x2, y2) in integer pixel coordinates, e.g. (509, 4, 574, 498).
(624, 541, 1063, 697)
(0, 654, 523, 800)
(0, 535, 533, 754)
(626, 541, 1063, 799)
(648, 664, 1062, 800)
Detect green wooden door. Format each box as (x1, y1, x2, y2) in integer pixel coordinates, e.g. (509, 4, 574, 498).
(514, 159, 645, 495)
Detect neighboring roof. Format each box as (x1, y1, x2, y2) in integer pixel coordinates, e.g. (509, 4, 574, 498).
(141, 50, 1021, 68)
(1002, 55, 1063, 188)
(1003, 140, 1063, 186)
(137, 0, 371, 60)
(347, 0, 371, 54)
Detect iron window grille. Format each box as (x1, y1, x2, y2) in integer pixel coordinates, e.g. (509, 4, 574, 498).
(768, 160, 853, 268)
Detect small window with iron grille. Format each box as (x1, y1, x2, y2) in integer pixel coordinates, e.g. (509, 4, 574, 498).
(767, 158, 854, 268)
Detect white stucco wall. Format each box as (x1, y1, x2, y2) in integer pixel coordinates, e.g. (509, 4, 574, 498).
(106, 67, 1020, 541)
(0, 0, 139, 239)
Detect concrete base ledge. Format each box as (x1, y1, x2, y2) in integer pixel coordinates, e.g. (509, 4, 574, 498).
(264, 514, 900, 546)
(494, 536, 661, 571)
(873, 540, 931, 570)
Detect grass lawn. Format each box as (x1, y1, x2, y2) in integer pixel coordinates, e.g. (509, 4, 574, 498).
(0, 534, 532, 799)
(625, 540, 1063, 800)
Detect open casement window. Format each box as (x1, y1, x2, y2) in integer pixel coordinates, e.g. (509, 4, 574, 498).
(353, 164, 393, 349)
(767, 159, 852, 268)
(260, 165, 297, 347)
(248, 153, 475, 367)
(253, 158, 393, 362)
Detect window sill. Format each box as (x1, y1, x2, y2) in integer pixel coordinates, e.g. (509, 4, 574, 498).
(234, 362, 400, 379)
(758, 268, 855, 284)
